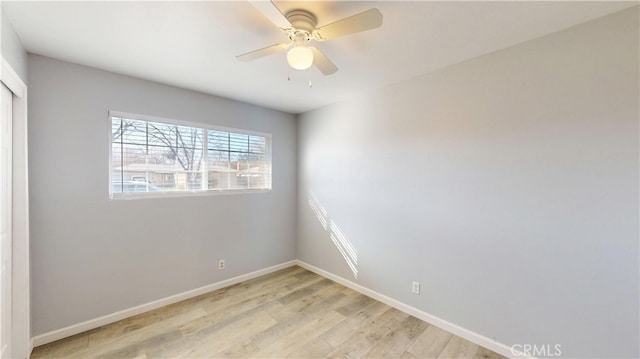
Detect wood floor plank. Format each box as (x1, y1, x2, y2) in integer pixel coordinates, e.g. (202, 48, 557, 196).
(400, 351, 418, 358)
(363, 315, 430, 358)
(30, 332, 89, 359)
(92, 329, 182, 359)
(85, 300, 203, 346)
(324, 307, 409, 358)
(139, 331, 202, 358)
(250, 294, 346, 350)
(475, 346, 508, 359)
(334, 293, 376, 317)
(269, 282, 346, 322)
(276, 277, 334, 305)
(438, 335, 481, 359)
(251, 309, 344, 358)
(321, 300, 389, 348)
(406, 324, 454, 358)
(31, 266, 505, 359)
(179, 271, 325, 340)
(180, 287, 286, 336)
(199, 269, 306, 315)
(208, 339, 260, 358)
(65, 306, 207, 359)
(212, 280, 352, 358)
(286, 337, 335, 358)
(175, 312, 278, 358)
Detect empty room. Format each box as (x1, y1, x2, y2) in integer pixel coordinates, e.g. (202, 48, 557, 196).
(0, 1, 638, 358)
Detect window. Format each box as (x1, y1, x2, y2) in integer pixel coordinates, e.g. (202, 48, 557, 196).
(110, 112, 271, 198)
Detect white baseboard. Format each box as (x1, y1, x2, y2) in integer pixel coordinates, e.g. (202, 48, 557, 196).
(295, 260, 517, 359)
(31, 260, 297, 347)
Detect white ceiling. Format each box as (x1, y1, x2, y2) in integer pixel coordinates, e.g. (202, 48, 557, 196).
(2, 1, 636, 114)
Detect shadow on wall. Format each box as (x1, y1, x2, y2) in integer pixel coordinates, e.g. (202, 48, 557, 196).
(308, 191, 358, 278)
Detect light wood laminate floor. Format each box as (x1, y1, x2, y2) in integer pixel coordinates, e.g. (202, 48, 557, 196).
(31, 266, 506, 359)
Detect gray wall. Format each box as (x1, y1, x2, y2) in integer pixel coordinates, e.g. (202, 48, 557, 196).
(1, 9, 28, 82)
(28, 55, 297, 336)
(297, 7, 638, 358)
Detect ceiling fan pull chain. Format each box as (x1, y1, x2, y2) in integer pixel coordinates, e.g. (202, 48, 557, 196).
(309, 69, 313, 88)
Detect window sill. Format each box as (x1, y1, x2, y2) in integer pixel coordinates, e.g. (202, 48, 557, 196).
(110, 188, 271, 200)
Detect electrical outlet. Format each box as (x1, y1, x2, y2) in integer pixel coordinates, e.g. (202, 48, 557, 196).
(412, 281, 420, 295)
(218, 259, 225, 270)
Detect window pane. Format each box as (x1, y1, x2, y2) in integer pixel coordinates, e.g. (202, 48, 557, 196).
(118, 119, 147, 145)
(249, 135, 265, 154)
(229, 133, 249, 152)
(177, 126, 203, 149)
(205, 129, 270, 191)
(147, 122, 176, 148)
(208, 149, 229, 190)
(209, 130, 229, 151)
(112, 117, 123, 140)
(229, 152, 248, 189)
(111, 115, 271, 198)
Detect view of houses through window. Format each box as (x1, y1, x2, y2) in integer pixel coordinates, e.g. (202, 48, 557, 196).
(110, 114, 271, 197)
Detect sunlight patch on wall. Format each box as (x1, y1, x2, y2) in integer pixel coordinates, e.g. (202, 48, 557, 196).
(308, 191, 358, 278)
(308, 191, 328, 230)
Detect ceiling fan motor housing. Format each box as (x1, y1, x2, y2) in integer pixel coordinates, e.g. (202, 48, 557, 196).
(285, 9, 317, 40)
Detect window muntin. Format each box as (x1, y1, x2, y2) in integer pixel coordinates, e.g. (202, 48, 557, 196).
(110, 113, 271, 198)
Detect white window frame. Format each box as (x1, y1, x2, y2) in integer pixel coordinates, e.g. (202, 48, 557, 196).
(108, 110, 272, 200)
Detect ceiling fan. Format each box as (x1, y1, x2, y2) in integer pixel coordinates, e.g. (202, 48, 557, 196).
(237, 1, 383, 75)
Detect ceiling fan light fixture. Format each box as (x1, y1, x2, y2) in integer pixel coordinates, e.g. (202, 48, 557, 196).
(287, 45, 314, 70)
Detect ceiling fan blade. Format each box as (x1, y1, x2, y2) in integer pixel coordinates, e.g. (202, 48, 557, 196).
(313, 8, 383, 41)
(310, 47, 338, 75)
(248, 0, 291, 30)
(236, 43, 289, 62)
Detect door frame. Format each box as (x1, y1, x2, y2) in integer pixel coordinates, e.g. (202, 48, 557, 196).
(1, 57, 30, 359)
